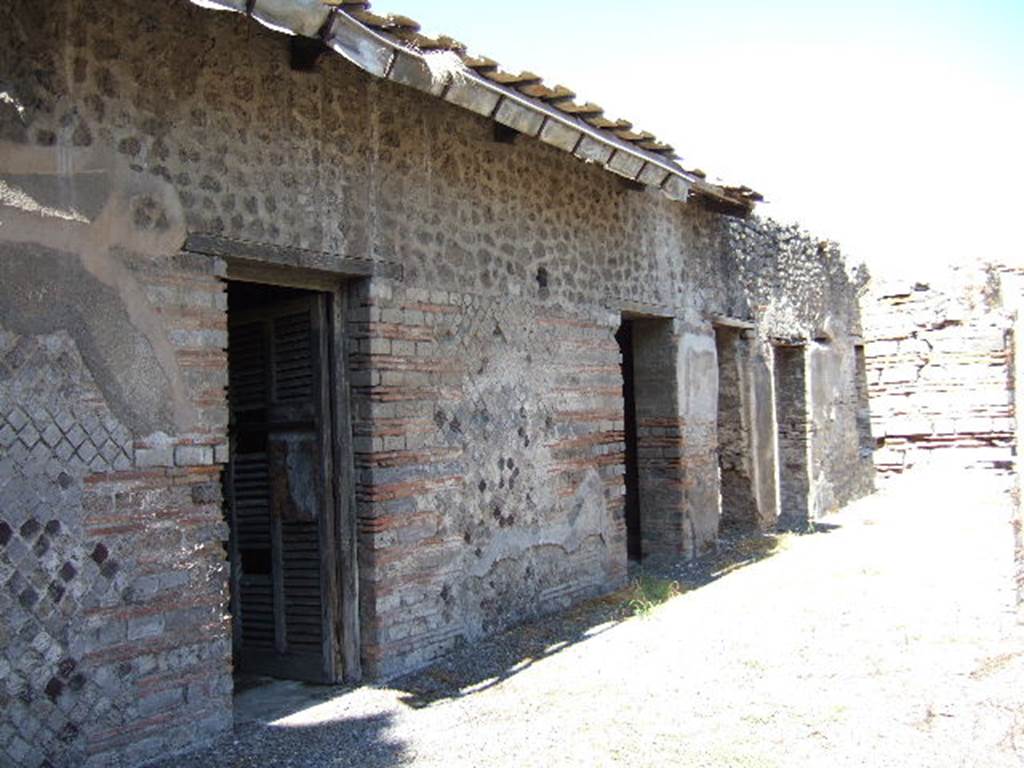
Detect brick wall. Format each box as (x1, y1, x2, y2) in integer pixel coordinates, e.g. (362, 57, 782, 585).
(0, 249, 231, 767)
(347, 280, 627, 676)
(1, 0, 875, 763)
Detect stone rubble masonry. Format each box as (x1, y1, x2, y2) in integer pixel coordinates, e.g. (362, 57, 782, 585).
(861, 267, 1018, 478)
(1, 0, 873, 765)
(860, 263, 1024, 623)
(999, 268, 1024, 623)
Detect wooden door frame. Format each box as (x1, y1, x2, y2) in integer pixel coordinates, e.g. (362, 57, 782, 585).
(191, 237, 367, 684)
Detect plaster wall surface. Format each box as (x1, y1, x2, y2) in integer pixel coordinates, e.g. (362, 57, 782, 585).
(1, 1, 872, 765)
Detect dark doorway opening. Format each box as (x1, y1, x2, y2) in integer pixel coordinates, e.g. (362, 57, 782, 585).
(224, 281, 340, 683)
(615, 319, 643, 561)
(853, 344, 874, 458)
(714, 327, 759, 532)
(773, 344, 810, 530)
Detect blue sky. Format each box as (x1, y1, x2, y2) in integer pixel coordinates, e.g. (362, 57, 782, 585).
(371, 0, 1024, 276)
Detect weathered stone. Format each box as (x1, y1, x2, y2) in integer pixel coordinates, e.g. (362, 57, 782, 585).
(0, 2, 882, 766)
(862, 266, 1017, 478)
(493, 99, 545, 137)
(606, 150, 645, 180)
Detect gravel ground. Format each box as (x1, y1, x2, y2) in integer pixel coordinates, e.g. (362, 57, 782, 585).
(156, 467, 1024, 768)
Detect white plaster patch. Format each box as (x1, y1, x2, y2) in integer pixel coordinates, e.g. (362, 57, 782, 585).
(0, 179, 89, 223)
(187, 0, 246, 12)
(422, 50, 468, 87)
(0, 91, 26, 120)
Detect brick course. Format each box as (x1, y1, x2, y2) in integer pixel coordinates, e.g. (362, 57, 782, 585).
(1, 0, 874, 764)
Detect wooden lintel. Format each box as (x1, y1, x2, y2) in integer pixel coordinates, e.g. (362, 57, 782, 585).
(695, 191, 753, 219)
(772, 337, 807, 348)
(185, 234, 402, 287)
(712, 315, 756, 330)
(614, 300, 675, 319)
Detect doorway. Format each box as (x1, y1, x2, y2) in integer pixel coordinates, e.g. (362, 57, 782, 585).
(223, 281, 340, 683)
(773, 344, 811, 529)
(714, 326, 758, 531)
(615, 319, 643, 561)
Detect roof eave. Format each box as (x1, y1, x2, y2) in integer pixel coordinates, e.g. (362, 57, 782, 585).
(190, 0, 759, 217)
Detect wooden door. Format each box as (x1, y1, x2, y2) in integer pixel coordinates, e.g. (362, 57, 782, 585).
(225, 293, 339, 683)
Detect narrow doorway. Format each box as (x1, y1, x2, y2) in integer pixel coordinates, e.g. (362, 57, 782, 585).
(773, 344, 811, 529)
(853, 344, 874, 458)
(615, 319, 643, 561)
(714, 327, 758, 531)
(224, 281, 340, 683)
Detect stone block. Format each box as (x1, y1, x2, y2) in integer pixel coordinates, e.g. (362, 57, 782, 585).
(444, 79, 501, 117)
(326, 12, 394, 78)
(493, 99, 545, 137)
(213, 443, 229, 464)
(574, 136, 614, 165)
(662, 175, 691, 202)
(606, 150, 645, 180)
(175, 444, 214, 466)
(389, 52, 447, 96)
(251, 0, 332, 37)
(637, 163, 670, 188)
(135, 445, 174, 468)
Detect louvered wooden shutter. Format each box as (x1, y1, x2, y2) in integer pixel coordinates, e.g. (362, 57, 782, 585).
(225, 296, 334, 683)
(273, 311, 314, 404)
(233, 452, 274, 650)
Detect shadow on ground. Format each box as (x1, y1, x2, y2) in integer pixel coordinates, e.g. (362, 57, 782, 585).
(152, 525, 835, 767)
(391, 525, 817, 708)
(149, 711, 407, 768)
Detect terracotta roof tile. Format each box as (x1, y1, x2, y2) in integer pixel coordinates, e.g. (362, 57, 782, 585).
(195, 0, 761, 215)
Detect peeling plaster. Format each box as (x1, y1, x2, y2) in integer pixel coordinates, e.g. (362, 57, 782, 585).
(0, 141, 198, 433)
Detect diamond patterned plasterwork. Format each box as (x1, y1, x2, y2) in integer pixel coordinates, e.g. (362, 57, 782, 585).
(0, 329, 134, 768)
(0, 330, 133, 483)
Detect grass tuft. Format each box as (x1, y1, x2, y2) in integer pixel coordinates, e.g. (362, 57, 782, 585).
(627, 575, 683, 617)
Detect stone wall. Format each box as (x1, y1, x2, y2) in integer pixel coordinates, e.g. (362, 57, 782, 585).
(861, 269, 1016, 478)
(1, 0, 873, 764)
(860, 264, 1023, 621)
(999, 269, 1024, 622)
(0, 241, 232, 768)
(1015, 311, 1024, 622)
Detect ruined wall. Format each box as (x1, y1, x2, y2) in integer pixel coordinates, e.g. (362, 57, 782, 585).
(994, 267, 1024, 621)
(861, 270, 1016, 478)
(860, 265, 1022, 620)
(2, 0, 872, 763)
(726, 222, 876, 516)
(1015, 310, 1024, 622)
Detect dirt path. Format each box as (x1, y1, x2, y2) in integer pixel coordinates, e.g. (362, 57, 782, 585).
(161, 467, 1024, 768)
